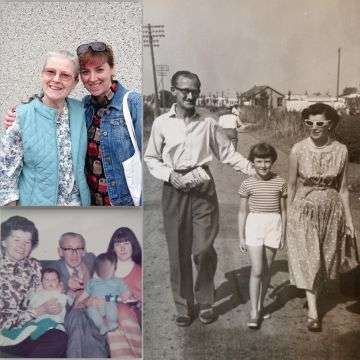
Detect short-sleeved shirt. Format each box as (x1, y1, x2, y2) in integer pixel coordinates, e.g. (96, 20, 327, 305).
(238, 174, 287, 213)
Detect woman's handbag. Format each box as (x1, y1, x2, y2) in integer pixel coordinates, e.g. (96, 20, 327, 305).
(122, 91, 142, 206)
(339, 235, 360, 297)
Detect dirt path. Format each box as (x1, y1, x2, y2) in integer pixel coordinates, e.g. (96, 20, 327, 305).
(143, 131, 360, 360)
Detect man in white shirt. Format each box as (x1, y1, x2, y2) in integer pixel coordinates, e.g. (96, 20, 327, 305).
(145, 70, 252, 327)
(218, 105, 243, 150)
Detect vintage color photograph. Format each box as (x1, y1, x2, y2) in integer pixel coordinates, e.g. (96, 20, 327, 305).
(0, 207, 143, 358)
(143, 1, 360, 359)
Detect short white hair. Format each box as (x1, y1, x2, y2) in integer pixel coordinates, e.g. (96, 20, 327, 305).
(58, 232, 85, 248)
(43, 50, 80, 79)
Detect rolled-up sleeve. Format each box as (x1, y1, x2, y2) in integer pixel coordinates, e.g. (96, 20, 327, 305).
(144, 118, 172, 182)
(210, 120, 253, 175)
(0, 120, 23, 205)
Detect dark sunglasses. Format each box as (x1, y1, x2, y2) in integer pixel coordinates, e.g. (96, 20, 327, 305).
(173, 86, 200, 96)
(304, 120, 330, 128)
(76, 42, 107, 55)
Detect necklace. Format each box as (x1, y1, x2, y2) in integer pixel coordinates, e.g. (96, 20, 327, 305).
(309, 137, 331, 149)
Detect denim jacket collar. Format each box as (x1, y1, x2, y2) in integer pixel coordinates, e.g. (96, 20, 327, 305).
(83, 81, 128, 112)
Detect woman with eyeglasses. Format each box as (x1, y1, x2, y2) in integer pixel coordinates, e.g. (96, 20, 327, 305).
(0, 51, 90, 206)
(286, 102, 355, 332)
(3, 42, 142, 207)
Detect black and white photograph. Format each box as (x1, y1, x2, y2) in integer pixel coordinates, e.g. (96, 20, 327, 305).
(143, 1, 360, 359)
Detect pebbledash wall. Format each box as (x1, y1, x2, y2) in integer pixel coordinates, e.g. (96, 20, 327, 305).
(0, 0, 142, 132)
(0, 207, 143, 260)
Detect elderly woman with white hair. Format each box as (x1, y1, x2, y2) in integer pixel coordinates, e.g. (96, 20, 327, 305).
(0, 50, 90, 206)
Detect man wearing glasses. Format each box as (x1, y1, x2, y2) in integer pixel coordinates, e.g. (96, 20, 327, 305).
(43, 232, 108, 358)
(145, 71, 253, 327)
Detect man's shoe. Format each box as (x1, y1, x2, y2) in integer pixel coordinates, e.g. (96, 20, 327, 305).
(175, 315, 193, 327)
(198, 305, 218, 324)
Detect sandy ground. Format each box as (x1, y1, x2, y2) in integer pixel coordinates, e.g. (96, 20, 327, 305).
(143, 129, 360, 360)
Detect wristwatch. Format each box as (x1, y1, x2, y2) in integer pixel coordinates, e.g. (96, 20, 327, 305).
(105, 294, 117, 302)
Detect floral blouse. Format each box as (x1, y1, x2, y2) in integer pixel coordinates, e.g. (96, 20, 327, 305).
(0, 255, 42, 330)
(0, 101, 81, 206)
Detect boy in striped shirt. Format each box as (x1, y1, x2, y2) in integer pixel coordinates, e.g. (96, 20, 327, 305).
(238, 143, 287, 329)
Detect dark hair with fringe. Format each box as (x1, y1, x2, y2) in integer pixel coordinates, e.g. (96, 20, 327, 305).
(248, 142, 278, 163)
(107, 227, 142, 265)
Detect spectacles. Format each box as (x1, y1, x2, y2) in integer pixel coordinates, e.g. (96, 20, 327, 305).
(61, 247, 85, 254)
(76, 42, 107, 55)
(304, 120, 330, 128)
(173, 86, 200, 96)
(43, 68, 74, 82)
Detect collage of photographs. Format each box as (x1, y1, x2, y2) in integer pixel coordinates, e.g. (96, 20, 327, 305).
(0, 0, 360, 359)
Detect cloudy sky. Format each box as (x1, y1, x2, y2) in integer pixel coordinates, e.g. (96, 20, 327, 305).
(143, 0, 360, 96)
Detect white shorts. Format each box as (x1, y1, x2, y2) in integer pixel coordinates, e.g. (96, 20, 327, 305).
(245, 212, 282, 248)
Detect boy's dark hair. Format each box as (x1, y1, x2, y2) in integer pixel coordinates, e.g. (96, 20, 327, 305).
(41, 268, 61, 282)
(1, 216, 39, 248)
(95, 252, 117, 275)
(248, 142, 278, 163)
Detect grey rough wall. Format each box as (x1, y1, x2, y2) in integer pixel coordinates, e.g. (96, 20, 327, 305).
(0, 0, 142, 127)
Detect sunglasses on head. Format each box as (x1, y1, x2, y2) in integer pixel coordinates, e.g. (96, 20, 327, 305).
(76, 42, 107, 55)
(304, 119, 330, 128)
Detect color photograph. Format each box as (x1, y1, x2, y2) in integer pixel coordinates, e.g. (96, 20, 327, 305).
(0, 1, 142, 207)
(0, 207, 143, 358)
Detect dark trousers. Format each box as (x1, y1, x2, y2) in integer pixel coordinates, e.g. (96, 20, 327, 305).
(65, 307, 109, 358)
(0, 329, 67, 358)
(162, 175, 219, 316)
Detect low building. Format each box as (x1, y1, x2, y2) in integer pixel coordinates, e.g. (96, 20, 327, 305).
(240, 85, 284, 108)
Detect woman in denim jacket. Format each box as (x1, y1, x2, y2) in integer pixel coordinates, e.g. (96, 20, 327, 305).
(4, 42, 142, 207)
(77, 42, 142, 206)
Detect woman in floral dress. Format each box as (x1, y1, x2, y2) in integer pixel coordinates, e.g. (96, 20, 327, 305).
(287, 103, 355, 332)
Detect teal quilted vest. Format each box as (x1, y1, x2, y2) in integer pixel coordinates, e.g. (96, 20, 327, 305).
(17, 97, 90, 206)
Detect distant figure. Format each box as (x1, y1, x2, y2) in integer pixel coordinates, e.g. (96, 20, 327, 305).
(218, 105, 243, 149)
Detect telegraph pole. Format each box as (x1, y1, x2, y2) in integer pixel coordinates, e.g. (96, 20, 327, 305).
(143, 24, 165, 116)
(336, 47, 341, 100)
(156, 64, 169, 108)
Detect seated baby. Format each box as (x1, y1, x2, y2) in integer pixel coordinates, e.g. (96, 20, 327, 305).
(76, 252, 131, 335)
(29, 268, 73, 332)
